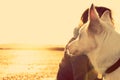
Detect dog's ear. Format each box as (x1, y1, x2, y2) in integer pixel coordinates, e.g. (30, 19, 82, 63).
(89, 4, 99, 21)
(101, 10, 112, 24)
(88, 4, 102, 34)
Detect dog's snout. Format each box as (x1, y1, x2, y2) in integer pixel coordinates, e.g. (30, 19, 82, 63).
(66, 43, 79, 55)
(65, 43, 73, 55)
(65, 45, 70, 53)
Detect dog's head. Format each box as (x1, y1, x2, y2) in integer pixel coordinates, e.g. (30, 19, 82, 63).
(67, 4, 114, 56)
(67, 5, 115, 73)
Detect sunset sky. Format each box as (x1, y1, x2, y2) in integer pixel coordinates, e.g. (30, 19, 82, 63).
(0, 0, 120, 45)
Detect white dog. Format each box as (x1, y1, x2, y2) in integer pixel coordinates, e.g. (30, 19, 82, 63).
(67, 4, 120, 80)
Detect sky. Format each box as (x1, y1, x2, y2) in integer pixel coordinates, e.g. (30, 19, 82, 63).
(0, 0, 120, 45)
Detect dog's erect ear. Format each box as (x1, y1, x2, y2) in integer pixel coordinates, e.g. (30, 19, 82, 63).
(89, 4, 99, 21)
(88, 4, 102, 34)
(101, 10, 112, 23)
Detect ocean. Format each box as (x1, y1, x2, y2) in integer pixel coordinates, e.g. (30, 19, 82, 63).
(0, 50, 63, 80)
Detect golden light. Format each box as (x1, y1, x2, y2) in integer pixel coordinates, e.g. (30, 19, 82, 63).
(0, 0, 120, 79)
(5, 50, 39, 74)
(5, 50, 52, 74)
(0, 0, 120, 45)
(1, 50, 63, 79)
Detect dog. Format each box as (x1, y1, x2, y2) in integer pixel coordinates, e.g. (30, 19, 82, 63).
(67, 4, 120, 80)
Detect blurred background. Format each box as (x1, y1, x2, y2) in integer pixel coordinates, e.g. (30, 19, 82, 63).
(0, 0, 120, 80)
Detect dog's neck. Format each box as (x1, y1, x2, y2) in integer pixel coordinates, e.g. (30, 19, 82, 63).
(104, 32, 120, 74)
(87, 31, 120, 75)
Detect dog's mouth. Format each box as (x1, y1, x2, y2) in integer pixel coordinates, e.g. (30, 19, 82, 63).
(65, 48, 84, 57)
(66, 49, 73, 56)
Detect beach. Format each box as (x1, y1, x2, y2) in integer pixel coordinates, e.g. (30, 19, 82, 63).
(0, 50, 63, 80)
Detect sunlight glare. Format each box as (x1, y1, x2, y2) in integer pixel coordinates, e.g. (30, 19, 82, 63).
(6, 50, 45, 74)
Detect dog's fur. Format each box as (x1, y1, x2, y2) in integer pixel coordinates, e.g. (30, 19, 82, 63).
(67, 4, 120, 80)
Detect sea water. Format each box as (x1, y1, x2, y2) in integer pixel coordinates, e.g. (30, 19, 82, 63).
(0, 50, 63, 80)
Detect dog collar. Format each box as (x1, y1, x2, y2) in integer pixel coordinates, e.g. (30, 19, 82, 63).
(105, 58, 120, 73)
